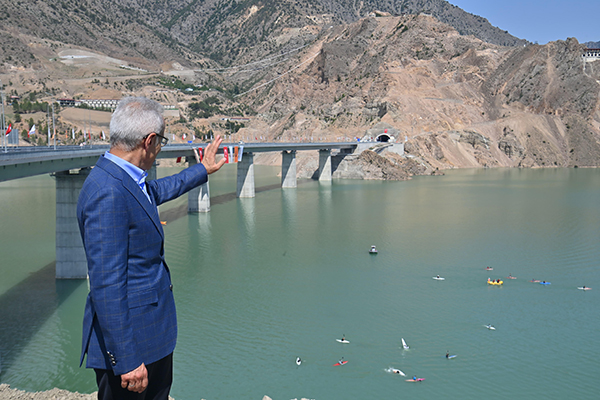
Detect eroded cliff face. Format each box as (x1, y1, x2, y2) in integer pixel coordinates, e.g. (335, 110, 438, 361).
(3, 10, 597, 179)
(245, 15, 600, 178)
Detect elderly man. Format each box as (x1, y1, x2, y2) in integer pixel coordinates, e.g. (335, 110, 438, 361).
(77, 97, 225, 399)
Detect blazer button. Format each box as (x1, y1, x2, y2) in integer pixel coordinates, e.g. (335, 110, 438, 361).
(169, 284, 173, 291)
(107, 351, 117, 366)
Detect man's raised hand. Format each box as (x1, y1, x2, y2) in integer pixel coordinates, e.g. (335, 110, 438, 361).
(199, 135, 226, 174)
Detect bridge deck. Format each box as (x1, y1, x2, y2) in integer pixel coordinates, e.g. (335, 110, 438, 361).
(0, 142, 357, 182)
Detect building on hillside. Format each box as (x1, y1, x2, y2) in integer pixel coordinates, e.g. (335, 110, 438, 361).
(369, 10, 392, 17)
(306, 14, 333, 24)
(79, 99, 120, 110)
(221, 117, 250, 122)
(57, 98, 76, 107)
(582, 48, 600, 62)
(57, 98, 120, 110)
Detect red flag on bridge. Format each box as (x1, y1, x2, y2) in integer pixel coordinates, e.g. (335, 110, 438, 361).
(223, 146, 229, 163)
(5, 123, 11, 136)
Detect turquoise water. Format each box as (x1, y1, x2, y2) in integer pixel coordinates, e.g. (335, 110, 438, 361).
(1, 167, 599, 399)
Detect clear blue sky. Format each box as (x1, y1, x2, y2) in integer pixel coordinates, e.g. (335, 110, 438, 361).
(448, 0, 600, 44)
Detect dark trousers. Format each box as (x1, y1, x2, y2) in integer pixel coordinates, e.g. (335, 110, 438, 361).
(95, 353, 173, 400)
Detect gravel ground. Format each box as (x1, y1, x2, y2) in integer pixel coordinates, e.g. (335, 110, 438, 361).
(0, 385, 311, 400)
(0, 384, 96, 400)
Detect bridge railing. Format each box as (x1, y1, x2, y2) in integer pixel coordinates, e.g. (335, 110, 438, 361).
(0, 142, 358, 183)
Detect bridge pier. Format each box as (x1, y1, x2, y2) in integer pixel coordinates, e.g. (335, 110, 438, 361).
(318, 149, 332, 181)
(55, 168, 90, 279)
(237, 152, 255, 198)
(187, 157, 211, 212)
(281, 150, 297, 188)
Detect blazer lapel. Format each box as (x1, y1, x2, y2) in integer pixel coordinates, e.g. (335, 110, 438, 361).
(96, 156, 164, 239)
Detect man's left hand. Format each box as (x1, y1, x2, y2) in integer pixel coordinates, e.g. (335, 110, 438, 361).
(121, 363, 148, 393)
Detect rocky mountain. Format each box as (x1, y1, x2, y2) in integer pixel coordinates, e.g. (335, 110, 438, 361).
(585, 41, 600, 48)
(0, 0, 525, 70)
(0, 2, 598, 178)
(236, 14, 600, 172)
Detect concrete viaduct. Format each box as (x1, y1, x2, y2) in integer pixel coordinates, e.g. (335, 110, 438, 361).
(0, 142, 359, 279)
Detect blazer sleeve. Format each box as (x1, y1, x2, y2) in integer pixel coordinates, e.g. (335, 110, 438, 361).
(79, 183, 142, 375)
(149, 162, 208, 206)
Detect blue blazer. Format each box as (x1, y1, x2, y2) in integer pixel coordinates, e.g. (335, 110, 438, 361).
(77, 155, 208, 375)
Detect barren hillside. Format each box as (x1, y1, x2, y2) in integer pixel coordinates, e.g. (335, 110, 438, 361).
(0, 12, 598, 177)
(237, 15, 600, 171)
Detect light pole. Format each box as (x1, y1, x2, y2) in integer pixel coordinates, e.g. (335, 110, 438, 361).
(52, 102, 56, 150)
(0, 79, 6, 152)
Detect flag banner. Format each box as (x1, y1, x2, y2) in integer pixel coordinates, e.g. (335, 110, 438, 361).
(223, 146, 229, 163)
(234, 146, 239, 163)
(182, 133, 186, 140)
(172, 133, 175, 141)
(28, 125, 36, 138)
(102, 131, 106, 140)
(72, 128, 75, 140)
(176, 156, 181, 163)
(197, 148, 203, 162)
(238, 146, 244, 162)
(192, 134, 196, 141)
(5, 123, 12, 136)
(228, 146, 233, 163)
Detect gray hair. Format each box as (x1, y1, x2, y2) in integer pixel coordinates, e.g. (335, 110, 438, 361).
(110, 97, 165, 151)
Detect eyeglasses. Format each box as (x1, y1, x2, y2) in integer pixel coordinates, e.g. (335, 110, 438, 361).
(144, 132, 169, 146)
(155, 133, 169, 146)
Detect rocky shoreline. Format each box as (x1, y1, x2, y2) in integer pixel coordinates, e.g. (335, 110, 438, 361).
(0, 384, 95, 400)
(0, 385, 310, 400)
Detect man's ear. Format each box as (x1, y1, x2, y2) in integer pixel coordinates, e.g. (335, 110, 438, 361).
(141, 134, 155, 150)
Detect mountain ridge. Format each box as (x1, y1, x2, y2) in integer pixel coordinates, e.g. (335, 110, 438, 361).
(0, 0, 526, 69)
(236, 15, 600, 171)
(0, 3, 599, 177)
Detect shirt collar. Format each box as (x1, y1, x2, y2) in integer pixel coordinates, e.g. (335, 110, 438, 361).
(104, 150, 148, 187)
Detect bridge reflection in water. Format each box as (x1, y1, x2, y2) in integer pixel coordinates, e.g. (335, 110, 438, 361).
(0, 142, 360, 279)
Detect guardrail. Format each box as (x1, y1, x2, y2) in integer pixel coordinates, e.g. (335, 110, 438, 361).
(0, 142, 358, 182)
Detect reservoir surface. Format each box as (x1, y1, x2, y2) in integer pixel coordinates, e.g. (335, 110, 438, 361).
(0, 166, 598, 399)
